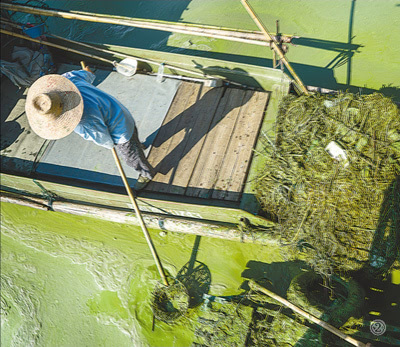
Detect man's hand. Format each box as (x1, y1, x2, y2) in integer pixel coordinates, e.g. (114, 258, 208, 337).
(83, 65, 93, 74)
(80, 61, 93, 73)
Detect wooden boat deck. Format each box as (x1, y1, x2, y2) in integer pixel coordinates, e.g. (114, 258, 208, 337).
(146, 82, 270, 202)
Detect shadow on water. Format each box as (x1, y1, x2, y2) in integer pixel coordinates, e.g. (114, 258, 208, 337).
(45, 0, 192, 50)
(236, 176, 400, 346)
(42, 1, 400, 101)
(240, 260, 307, 298)
(298, 175, 400, 346)
(176, 235, 211, 308)
(320, 0, 357, 88)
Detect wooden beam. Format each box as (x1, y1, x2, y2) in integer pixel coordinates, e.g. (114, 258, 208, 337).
(0, 191, 278, 244)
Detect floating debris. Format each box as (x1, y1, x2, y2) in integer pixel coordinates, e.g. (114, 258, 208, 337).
(193, 297, 252, 347)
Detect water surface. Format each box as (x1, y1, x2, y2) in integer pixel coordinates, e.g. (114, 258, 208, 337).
(2, 202, 297, 346)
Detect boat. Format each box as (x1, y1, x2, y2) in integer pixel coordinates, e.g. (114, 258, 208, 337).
(2, 4, 399, 346)
(1, 2, 293, 243)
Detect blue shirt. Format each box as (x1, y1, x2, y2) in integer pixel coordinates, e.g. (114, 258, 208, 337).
(63, 70, 135, 149)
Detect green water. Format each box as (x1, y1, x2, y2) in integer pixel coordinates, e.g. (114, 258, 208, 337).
(1, 202, 297, 346)
(39, 0, 400, 100)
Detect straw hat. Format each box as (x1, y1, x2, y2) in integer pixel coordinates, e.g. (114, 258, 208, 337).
(25, 74, 84, 140)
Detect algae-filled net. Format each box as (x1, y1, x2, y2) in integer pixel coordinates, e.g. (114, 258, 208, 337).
(255, 93, 400, 276)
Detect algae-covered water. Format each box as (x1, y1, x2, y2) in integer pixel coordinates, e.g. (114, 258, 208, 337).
(2, 1, 400, 346)
(39, 0, 400, 100)
(1, 202, 298, 346)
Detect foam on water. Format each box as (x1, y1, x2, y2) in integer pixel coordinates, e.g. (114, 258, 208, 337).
(1, 202, 290, 346)
(1, 273, 41, 347)
(1, 216, 153, 346)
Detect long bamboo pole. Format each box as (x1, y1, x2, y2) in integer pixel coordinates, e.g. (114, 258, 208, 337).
(240, 0, 309, 95)
(1, 28, 116, 64)
(1, 14, 211, 79)
(47, 33, 212, 79)
(75, 60, 169, 286)
(248, 280, 366, 347)
(0, 2, 294, 47)
(111, 148, 169, 286)
(0, 28, 212, 79)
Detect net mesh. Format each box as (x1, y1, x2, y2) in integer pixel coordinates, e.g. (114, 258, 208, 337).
(255, 92, 400, 276)
(151, 279, 189, 323)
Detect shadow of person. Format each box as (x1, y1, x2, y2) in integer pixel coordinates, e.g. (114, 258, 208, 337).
(1, 112, 25, 151)
(1, 120, 24, 151)
(175, 236, 211, 308)
(147, 66, 262, 179)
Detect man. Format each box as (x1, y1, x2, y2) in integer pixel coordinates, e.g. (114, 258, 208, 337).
(25, 65, 154, 189)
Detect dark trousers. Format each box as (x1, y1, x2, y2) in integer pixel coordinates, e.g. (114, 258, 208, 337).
(116, 127, 155, 180)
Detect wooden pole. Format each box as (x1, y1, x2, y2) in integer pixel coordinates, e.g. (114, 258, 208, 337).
(1, 191, 279, 245)
(248, 280, 366, 347)
(0, 28, 214, 80)
(272, 20, 278, 69)
(48, 33, 212, 79)
(241, 0, 309, 95)
(0, 28, 115, 64)
(78, 59, 168, 286)
(0, 2, 294, 47)
(111, 148, 169, 286)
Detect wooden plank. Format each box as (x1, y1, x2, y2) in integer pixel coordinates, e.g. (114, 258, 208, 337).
(186, 88, 246, 199)
(212, 91, 270, 201)
(167, 86, 224, 195)
(146, 82, 201, 192)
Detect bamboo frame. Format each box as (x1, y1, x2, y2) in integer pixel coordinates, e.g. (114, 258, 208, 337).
(241, 0, 309, 95)
(1, 28, 116, 64)
(0, 24, 211, 79)
(1, 2, 294, 47)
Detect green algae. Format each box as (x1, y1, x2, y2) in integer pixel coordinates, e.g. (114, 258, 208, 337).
(87, 291, 130, 321)
(1, 202, 292, 346)
(255, 92, 400, 276)
(43, 0, 399, 99)
(172, 0, 400, 99)
(1, 233, 133, 347)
